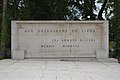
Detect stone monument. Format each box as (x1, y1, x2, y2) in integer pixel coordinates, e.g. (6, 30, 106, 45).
(11, 21, 109, 60)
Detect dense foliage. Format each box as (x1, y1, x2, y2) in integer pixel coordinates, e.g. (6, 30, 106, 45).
(0, 0, 120, 59)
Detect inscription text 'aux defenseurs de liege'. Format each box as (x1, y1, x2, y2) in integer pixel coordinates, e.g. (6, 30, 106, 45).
(24, 28, 96, 48)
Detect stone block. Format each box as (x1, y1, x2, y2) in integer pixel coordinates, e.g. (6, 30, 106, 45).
(12, 50, 24, 60)
(11, 21, 109, 59)
(96, 50, 108, 59)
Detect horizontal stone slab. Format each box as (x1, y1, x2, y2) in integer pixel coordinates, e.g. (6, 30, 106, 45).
(11, 21, 109, 59)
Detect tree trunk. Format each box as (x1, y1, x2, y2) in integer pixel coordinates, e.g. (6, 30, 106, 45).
(0, 0, 3, 25)
(13, 0, 18, 20)
(90, 0, 95, 20)
(84, 0, 89, 19)
(3, 0, 7, 17)
(98, 0, 108, 20)
(13, 0, 21, 20)
(0, 0, 3, 39)
(0, 0, 7, 58)
(24, 0, 31, 19)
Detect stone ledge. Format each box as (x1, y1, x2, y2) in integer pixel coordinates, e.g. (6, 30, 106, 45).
(97, 58, 118, 63)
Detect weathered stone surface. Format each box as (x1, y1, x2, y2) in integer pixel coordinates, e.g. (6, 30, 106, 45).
(11, 21, 109, 59)
(12, 50, 24, 60)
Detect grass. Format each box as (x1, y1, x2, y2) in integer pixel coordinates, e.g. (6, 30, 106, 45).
(0, 57, 4, 60)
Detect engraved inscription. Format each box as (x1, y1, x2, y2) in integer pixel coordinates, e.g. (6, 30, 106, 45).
(18, 23, 102, 58)
(22, 28, 97, 49)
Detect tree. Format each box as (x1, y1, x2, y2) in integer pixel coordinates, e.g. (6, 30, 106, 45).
(0, 0, 3, 58)
(0, 0, 9, 58)
(67, 0, 101, 20)
(98, 0, 108, 20)
(83, 0, 96, 20)
(0, 0, 3, 25)
(114, 0, 120, 59)
(21, 0, 68, 20)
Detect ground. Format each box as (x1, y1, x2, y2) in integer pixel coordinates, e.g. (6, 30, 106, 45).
(0, 59, 120, 80)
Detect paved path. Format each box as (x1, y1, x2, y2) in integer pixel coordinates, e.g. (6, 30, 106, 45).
(0, 59, 120, 80)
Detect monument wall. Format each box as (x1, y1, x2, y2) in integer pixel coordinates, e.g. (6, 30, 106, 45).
(11, 21, 109, 59)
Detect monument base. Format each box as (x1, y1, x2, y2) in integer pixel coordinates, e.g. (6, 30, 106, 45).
(97, 58, 118, 63)
(12, 50, 24, 60)
(96, 50, 108, 59)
